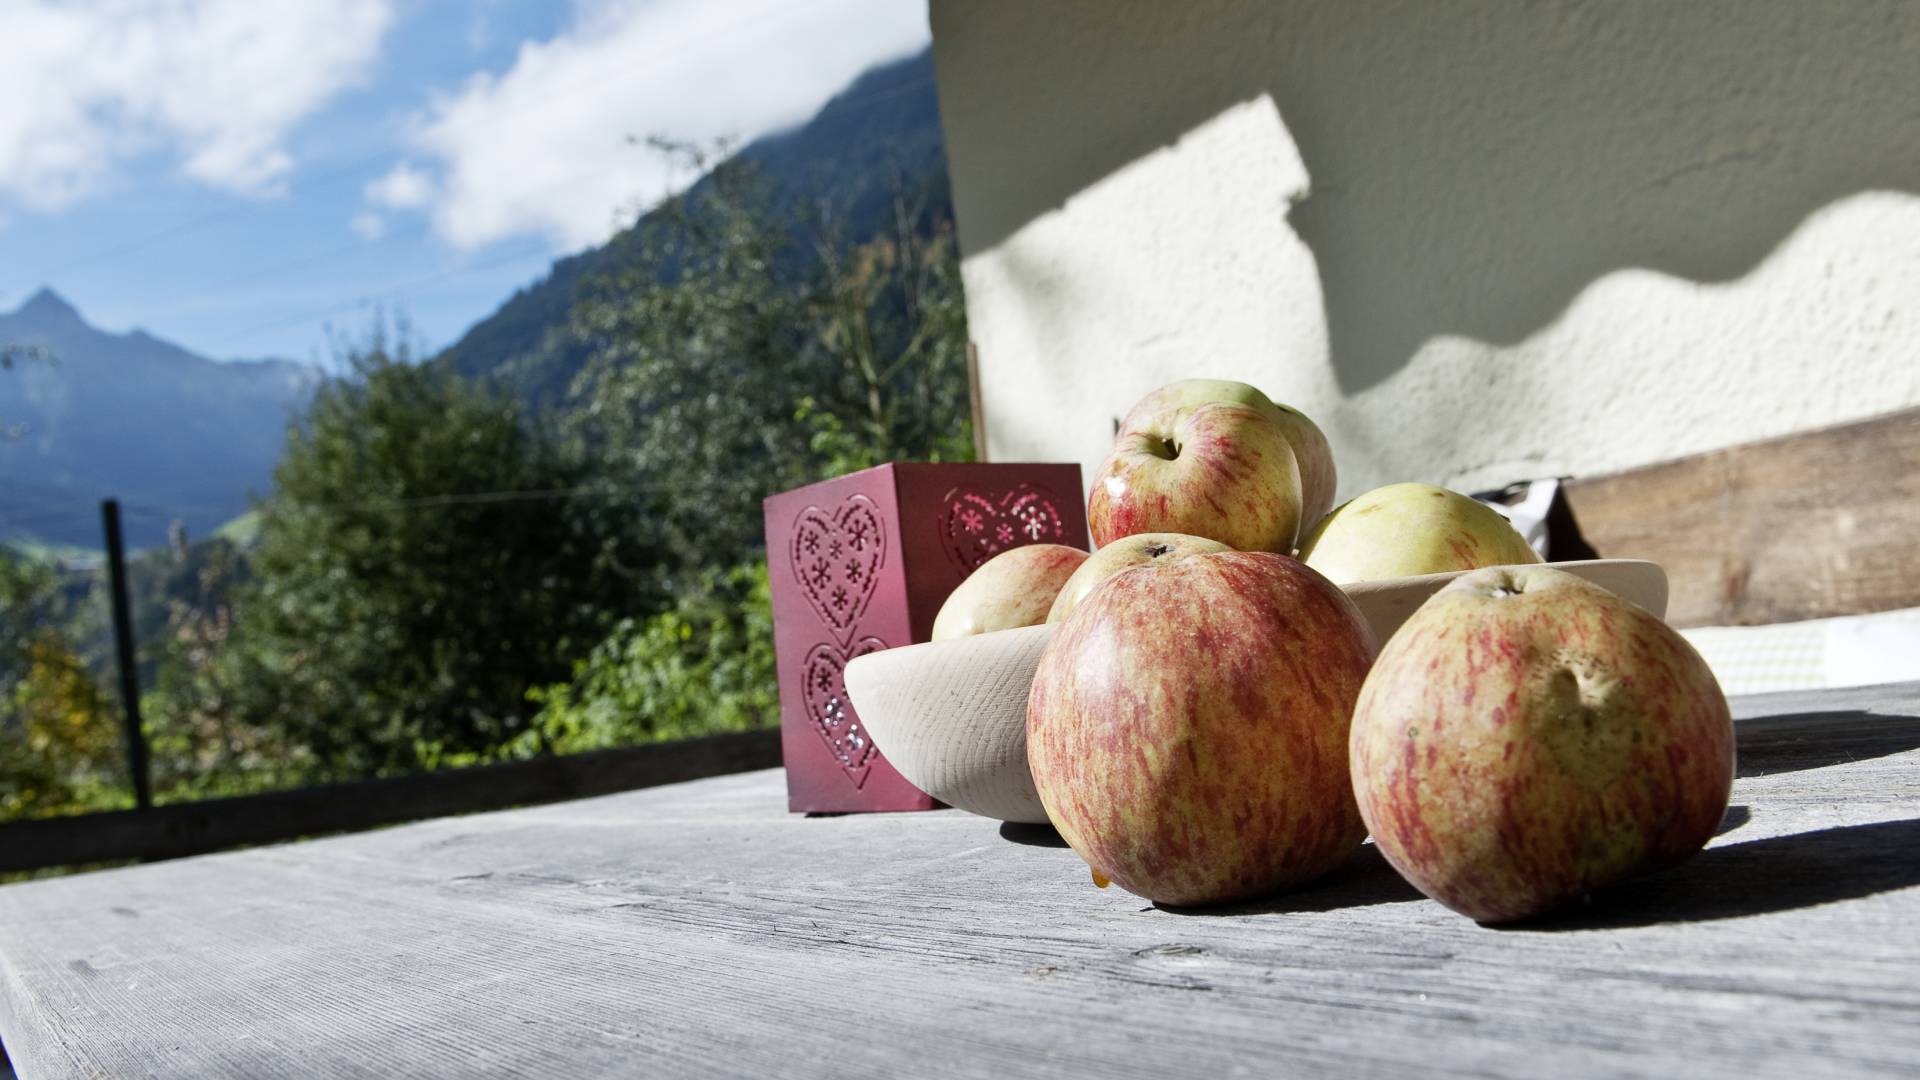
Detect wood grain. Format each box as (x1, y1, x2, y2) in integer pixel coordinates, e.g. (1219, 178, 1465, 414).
(1340, 558, 1669, 642)
(967, 340, 989, 462)
(1, 683, 1917, 1079)
(845, 623, 1053, 824)
(1562, 407, 1920, 627)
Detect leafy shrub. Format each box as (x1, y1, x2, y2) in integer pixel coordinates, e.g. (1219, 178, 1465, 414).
(520, 563, 777, 754)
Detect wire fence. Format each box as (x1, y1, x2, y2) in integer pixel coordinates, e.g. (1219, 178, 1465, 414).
(0, 482, 780, 837)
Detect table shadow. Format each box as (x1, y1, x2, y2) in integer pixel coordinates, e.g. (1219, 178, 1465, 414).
(1507, 816, 1920, 931)
(1715, 804, 1751, 837)
(998, 820, 1070, 848)
(1154, 844, 1426, 916)
(1736, 711, 1920, 777)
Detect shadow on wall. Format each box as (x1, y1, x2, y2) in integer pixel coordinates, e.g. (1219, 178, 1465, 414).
(932, 0, 1920, 392)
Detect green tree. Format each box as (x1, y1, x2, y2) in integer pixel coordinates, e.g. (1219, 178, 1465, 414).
(519, 562, 776, 753)
(226, 324, 655, 777)
(0, 554, 122, 820)
(800, 187, 975, 474)
(141, 538, 314, 800)
(566, 148, 818, 587)
(539, 146, 975, 746)
(567, 147, 974, 578)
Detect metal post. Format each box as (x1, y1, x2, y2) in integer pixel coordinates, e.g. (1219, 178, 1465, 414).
(101, 499, 151, 810)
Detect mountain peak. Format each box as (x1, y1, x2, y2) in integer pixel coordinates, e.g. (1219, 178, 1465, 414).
(10, 287, 84, 329)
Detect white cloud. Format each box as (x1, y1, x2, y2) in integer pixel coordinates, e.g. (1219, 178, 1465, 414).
(365, 162, 435, 209)
(394, 0, 930, 252)
(350, 212, 386, 240)
(0, 0, 394, 210)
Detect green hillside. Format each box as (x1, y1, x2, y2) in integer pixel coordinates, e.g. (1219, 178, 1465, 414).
(435, 47, 946, 399)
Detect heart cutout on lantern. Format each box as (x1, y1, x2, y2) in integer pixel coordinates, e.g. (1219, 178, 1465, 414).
(800, 636, 889, 787)
(940, 483, 1070, 570)
(789, 495, 887, 639)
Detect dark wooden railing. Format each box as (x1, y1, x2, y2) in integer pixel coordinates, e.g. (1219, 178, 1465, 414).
(0, 729, 781, 874)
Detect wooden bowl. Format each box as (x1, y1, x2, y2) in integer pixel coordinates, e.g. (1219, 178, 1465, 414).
(1338, 558, 1667, 649)
(843, 559, 1666, 823)
(844, 623, 1058, 823)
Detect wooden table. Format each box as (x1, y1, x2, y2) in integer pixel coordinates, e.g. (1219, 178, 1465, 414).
(3, 683, 1917, 1078)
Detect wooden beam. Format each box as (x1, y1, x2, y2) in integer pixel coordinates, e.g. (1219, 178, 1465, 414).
(967, 340, 989, 462)
(0, 729, 781, 874)
(1562, 407, 1920, 628)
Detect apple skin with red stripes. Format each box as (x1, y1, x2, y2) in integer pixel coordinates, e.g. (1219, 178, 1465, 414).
(1118, 379, 1338, 534)
(1027, 550, 1376, 907)
(1087, 401, 1303, 555)
(1045, 532, 1231, 625)
(931, 544, 1090, 641)
(1350, 566, 1734, 924)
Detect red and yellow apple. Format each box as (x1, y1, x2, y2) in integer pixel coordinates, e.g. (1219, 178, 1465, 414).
(1350, 566, 1734, 923)
(1045, 532, 1231, 624)
(1298, 482, 1540, 585)
(1119, 378, 1338, 532)
(1027, 551, 1377, 906)
(931, 543, 1089, 641)
(1088, 401, 1302, 554)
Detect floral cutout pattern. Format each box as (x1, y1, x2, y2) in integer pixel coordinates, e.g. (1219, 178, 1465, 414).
(789, 495, 887, 640)
(800, 637, 889, 786)
(940, 483, 1069, 570)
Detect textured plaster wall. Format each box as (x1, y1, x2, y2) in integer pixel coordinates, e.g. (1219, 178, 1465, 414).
(929, 1, 1920, 500)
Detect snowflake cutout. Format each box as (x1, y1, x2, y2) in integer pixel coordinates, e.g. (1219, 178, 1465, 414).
(959, 508, 985, 533)
(831, 585, 849, 610)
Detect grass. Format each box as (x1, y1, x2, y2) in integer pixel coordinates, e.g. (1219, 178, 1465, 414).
(1, 535, 101, 563)
(212, 510, 261, 545)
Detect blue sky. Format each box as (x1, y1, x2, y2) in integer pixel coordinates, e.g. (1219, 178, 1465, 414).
(0, 0, 930, 368)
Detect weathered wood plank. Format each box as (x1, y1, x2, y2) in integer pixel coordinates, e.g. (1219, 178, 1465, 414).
(1562, 407, 1920, 627)
(0, 729, 780, 873)
(0, 684, 1916, 1079)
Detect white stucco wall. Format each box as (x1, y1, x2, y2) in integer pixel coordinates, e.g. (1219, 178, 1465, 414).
(929, 1, 1920, 499)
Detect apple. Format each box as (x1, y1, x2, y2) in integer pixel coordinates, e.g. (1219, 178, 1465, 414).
(1349, 566, 1735, 923)
(1298, 482, 1540, 585)
(931, 544, 1090, 641)
(1027, 550, 1376, 906)
(1045, 532, 1232, 625)
(1088, 401, 1303, 554)
(1119, 379, 1338, 533)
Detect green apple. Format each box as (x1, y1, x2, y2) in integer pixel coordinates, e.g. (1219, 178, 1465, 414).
(1350, 566, 1734, 923)
(1298, 482, 1540, 585)
(1119, 379, 1337, 531)
(931, 544, 1089, 640)
(1045, 532, 1232, 624)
